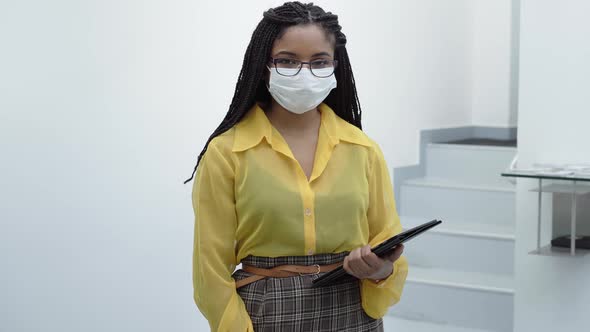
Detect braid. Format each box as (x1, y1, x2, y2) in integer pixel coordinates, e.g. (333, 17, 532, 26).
(184, 1, 363, 184)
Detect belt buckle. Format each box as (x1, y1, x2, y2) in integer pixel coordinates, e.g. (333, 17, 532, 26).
(299, 264, 321, 276)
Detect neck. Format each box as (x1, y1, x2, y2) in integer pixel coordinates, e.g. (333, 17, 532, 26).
(264, 99, 321, 136)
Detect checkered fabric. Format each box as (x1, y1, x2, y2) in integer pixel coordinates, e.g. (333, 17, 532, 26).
(232, 252, 384, 332)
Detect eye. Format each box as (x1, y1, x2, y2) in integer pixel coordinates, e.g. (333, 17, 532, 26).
(275, 58, 300, 68)
(310, 59, 333, 68)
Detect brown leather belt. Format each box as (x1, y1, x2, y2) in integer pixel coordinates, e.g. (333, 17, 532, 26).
(235, 262, 343, 289)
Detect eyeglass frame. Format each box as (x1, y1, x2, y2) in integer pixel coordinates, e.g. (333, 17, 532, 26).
(267, 57, 338, 78)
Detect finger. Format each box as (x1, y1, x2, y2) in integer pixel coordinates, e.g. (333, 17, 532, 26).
(343, 255, 357, 277)
(345, 249, 363, 278)
(386, 244, 405, 262)
(389, 244, 404, 260)
(351, 247, 373, 277)
(349, 247, 370, 279)
(363, 250, 383, 273)
(360, 245, 382, 271)
(359, 245, 373, 266)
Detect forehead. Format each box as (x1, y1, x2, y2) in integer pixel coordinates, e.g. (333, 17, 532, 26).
(271, 24, 335, 57)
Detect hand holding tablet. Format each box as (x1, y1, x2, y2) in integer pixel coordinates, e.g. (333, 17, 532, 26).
(312, 219, 442, 287)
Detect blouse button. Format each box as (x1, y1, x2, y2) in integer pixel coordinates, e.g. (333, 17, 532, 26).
(307, 249, 314, 255)
(304, 208, 312, 216)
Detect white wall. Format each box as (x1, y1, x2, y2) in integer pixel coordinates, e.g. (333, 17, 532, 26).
(471, 0, 518, 127)
(515, 0, 590, 330)
(1, 1, 209, 331)
(350, 0, 474, 167)
(0, 1, 501, 331)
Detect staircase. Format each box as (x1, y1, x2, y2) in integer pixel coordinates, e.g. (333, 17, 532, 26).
(385, 140, 517, 332)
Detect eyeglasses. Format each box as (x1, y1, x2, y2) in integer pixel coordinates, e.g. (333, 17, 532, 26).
(268, 57, 338, 78)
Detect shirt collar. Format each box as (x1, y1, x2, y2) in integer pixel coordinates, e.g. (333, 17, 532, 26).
(232, 102, 372, 153)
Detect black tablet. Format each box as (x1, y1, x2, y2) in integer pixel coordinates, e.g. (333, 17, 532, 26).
(311, 219, 442, 287)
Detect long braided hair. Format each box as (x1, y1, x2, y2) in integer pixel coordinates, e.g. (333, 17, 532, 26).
(183, 1, 363, 184)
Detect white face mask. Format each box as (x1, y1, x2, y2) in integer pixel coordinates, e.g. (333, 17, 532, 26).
(266, 66, 337, 114)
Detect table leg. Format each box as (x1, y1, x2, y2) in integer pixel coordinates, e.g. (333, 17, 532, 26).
(571, 180, 577, 256)
(537, 178, 542, 252)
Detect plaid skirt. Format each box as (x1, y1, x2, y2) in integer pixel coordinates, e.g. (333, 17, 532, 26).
(232, 252, 384, 332)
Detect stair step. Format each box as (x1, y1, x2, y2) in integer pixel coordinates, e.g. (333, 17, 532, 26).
(383, 316, 495, 332)
(391, 266, 514, 331)
(406, 266, 514, 294)
(439, 138, 517, 147)
(393, 140, 516, 331)
(399, 178, 515, 226)
(401, 216, 515, 240)
(403, 177, 515, 192)
(426, 143, 516, 186)
(400, 216, 515, 275)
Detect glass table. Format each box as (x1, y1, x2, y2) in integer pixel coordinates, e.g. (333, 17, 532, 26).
(501, 169, 590, 256)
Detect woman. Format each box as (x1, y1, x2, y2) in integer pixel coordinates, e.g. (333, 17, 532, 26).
(186, 2, 408, 331)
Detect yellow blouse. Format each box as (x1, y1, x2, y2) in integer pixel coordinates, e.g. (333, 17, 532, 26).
(191, 102, 408, 332)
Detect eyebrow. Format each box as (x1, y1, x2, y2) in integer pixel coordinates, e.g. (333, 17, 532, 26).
(274, 51, 332, 58)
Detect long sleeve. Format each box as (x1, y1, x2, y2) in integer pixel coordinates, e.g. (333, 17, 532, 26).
(192, 138, 254, 332)
(360, 140, 409, 319)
